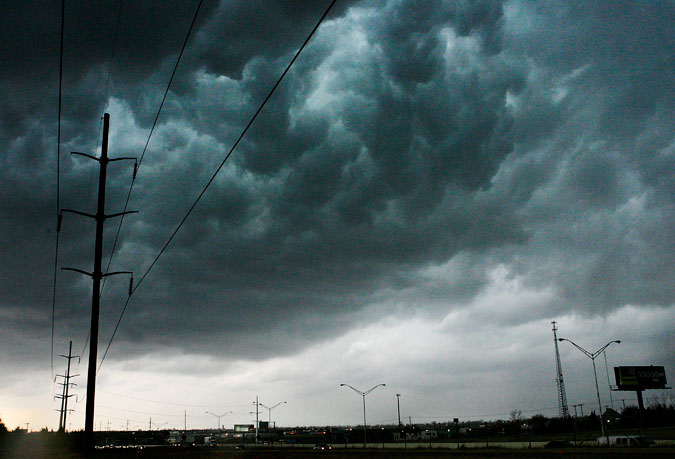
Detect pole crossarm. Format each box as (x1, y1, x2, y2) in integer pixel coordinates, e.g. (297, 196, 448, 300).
(71, 151, 100, 162)
(101, 270, 133, 278)
(364, 384, 386, 395)
(558, 338, 621, 360)
(62, 267, 132, 278)
(206, 410, 232, 427)
(260, 401, 286, 411)
(340, 383, 386, 396)
(72, 151, 136, 164)
(61, 208, 138, 221)
(106, 210, 139, 219)
(340, 383, 365, 396)
(62, 267, 94, 277)
(108, 157, 136, 162)
(61, 209, 96, 220)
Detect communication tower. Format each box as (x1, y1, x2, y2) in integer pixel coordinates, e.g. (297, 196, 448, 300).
(552, 321, 570, 417)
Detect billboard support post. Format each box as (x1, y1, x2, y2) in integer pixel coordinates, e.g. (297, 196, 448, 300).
(613, 366, 669, 439)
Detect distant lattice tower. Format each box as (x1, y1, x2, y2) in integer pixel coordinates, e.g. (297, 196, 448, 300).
(552, 321, 570, 418)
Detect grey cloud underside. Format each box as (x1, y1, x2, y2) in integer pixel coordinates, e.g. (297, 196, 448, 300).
(1, 0, 673, 361)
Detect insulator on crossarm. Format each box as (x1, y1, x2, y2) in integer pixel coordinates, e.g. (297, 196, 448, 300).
(133, 162, 138, 180)
(57, 213, 63, 232)
(128, 275, 134, 296)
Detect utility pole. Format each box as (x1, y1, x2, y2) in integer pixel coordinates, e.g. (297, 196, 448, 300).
(60, 113, 136, 450)
(552, 322, 570, 417)
(55, 341, 79, 431)
(253, 396, 260, 445)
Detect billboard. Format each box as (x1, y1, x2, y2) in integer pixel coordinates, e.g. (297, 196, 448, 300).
(614, 366, 667, 390)
(234, 424, 254, 432)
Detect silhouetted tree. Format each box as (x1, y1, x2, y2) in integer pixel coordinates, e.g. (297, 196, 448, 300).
(509, 409, 523, 422)
(528, 414, 548, 434)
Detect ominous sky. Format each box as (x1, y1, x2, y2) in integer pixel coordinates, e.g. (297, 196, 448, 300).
(1, 0, 673, 431)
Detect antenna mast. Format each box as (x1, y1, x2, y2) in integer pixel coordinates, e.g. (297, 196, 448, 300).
(552, 321, 570, 418)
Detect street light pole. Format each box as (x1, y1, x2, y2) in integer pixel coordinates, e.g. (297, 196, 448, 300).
(603, 350, 614, 410)
(396, 394, 401, 427)
(558, 338, 620, 445)
(340, 383, 386, 448)
(259, 401, 286, 444)
(206, 411, 232, 430)
(397, 393, 406, 447)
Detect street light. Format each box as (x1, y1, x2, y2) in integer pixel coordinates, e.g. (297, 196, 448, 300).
(396, 394, 402, 427)
(340, 383, 386, 448)
(205, 411, 232, 430)
(148, 418, 167, 431)
(259, 401, 286, 444)
(152, 421, 167, 430)
(558, 338, 620, 445)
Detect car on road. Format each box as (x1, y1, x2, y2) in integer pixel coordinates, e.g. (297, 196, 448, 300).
(313, 443, 332, 450)
(597, 435, 655, 447)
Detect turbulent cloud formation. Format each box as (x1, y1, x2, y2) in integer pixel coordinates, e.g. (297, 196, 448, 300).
(0, 0, 673, 429)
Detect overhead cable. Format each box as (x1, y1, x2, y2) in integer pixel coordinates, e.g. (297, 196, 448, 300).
(101, 0, 203, 296)
(98, 0, 338, 372)
(51, 0, 66, 380)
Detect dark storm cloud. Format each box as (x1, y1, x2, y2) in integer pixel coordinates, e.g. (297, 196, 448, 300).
(192, 0, 354, 79)
(1, 0, 673, 363)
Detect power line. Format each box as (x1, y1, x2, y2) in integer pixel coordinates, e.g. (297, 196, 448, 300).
(140, 0, 205, 170)
(97, 0, 204, 372)
(98, 0, 338, 372)
(68, 0, 126, 380)
(98, 389, 252, 409)
(102, 0, 124, 106)
(76, 0, 125, 375)
(101, 0, 204, 299)
(51, 0, 66, 381)
(96, 404, 189, 418)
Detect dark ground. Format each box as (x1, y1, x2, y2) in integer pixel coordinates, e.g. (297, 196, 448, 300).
(2, 426, 674, 458)
(3, 444, 675, 459)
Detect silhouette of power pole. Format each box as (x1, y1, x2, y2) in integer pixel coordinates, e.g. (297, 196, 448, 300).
(55, 340, 79, 431)
(552, 321, 570, 417)
(252, 396, 261, 445)
(61, 113, 136, 449)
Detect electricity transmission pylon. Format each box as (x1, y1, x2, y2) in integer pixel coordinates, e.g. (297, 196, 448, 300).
(55, 340, 79, 431)
(60, 113, 136, 449)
